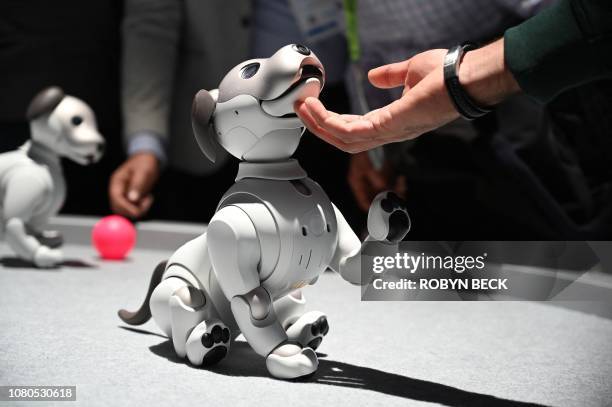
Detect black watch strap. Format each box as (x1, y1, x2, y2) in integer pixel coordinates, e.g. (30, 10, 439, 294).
(444, 44, 491, 120)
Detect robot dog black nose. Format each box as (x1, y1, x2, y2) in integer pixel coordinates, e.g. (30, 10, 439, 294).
(292, 44, 311, 55)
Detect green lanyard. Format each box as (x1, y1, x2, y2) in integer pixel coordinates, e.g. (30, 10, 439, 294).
(343, 0, 369, 113)
(343, 0, 385, 167)
(343, 0, 361, 62)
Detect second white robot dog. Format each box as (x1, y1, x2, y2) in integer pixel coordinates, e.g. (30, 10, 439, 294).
(119, 45, 410, 379)
(0, 87, 104, 267)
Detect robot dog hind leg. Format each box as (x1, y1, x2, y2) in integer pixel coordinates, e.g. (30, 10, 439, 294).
(274, 291, 329, 351)
(119, 260, 231, 366)
(158, 272, 231, 365)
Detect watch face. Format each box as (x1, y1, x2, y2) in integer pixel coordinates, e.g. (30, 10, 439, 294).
(443, 45, 463, 73)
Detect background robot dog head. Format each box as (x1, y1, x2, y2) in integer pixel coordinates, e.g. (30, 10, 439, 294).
(192, 44, 325, 163)
(27, 86, 105, 165)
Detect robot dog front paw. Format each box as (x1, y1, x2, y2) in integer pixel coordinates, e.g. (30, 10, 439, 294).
(286, 311, 329, 350)
(367, 191, 411, 244)
(33, 246, 63, 268)
(185, 320, 231, 366)
(266, 343, 318, 379)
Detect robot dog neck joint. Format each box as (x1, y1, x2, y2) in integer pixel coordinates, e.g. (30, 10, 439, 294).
(235, 159, 307, 181)
(25, 141, 61, 166)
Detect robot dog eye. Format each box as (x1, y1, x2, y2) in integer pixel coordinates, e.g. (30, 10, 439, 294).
(292, 44, 311, 55)
(240, 62, 260, 79)
(71, 115, 83, 126)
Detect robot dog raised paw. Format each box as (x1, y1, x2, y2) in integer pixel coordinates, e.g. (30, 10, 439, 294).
(118, 44, 410, 379)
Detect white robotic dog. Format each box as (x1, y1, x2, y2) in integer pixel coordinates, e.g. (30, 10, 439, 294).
(119, 45, 410, 379)
(0, 87, 105, 267)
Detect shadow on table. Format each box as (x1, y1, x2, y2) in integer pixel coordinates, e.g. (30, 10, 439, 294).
(150, 339, 548, 407)
(0, 256, 96, 269)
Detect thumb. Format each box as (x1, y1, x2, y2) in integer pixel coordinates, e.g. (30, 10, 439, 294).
(368, 60, 411, 89)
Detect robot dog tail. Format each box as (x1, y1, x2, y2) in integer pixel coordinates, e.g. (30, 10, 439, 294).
(118, 260, 167, 325)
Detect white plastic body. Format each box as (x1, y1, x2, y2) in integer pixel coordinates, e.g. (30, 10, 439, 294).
(0, 92, 104, 267)
(149, 160, 393, 376)
(145, 45, 409, 379)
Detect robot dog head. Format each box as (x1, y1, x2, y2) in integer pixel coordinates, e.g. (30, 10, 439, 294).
(192, 44, 325, 162)
(27, 87, 105, 165)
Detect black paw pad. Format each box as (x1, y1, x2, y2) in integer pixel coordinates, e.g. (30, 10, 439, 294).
(310, 316, 329, 337)
(381, 192, 406, 213)
(318, 317, 329, 335)
(386, 211, 410, 243)
(381, 198, 394, 213)
(222, 328, 230, 342)
(212, 325, 222, 343)
(201, 333, 214, 348)
(36, 232, 63, 248)
(308, 337, 323, 350)
(202, 346, 227, 366)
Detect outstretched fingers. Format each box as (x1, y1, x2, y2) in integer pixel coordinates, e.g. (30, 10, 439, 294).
(295, 101, 354, 151)
(296, 98, 400, 153)
(295, 100, 337, 140)
(306, 98, 388, 140)
(296, 98, 402, 153)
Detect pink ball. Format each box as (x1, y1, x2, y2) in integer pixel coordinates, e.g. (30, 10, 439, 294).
(92, 215, 136, 260)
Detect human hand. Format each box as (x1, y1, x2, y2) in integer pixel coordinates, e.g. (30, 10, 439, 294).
(348, 152, 406, 212)
(296, 39, 519, 153)
(109, 152, 160, 218)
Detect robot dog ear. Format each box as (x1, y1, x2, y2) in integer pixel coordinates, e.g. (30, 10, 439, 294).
(192, 89, 220, 163)
(26, 86, 65, 120)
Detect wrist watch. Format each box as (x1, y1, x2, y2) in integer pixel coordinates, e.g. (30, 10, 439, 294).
(444, 44, 492, 120)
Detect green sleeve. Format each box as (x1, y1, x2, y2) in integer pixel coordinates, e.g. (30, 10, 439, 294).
(504, 0, 612, 103)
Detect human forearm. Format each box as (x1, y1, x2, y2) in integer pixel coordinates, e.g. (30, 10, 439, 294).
(460, 39, 521, 107)
(114, 0, 179, 218)
(504, 0, 612, 103)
